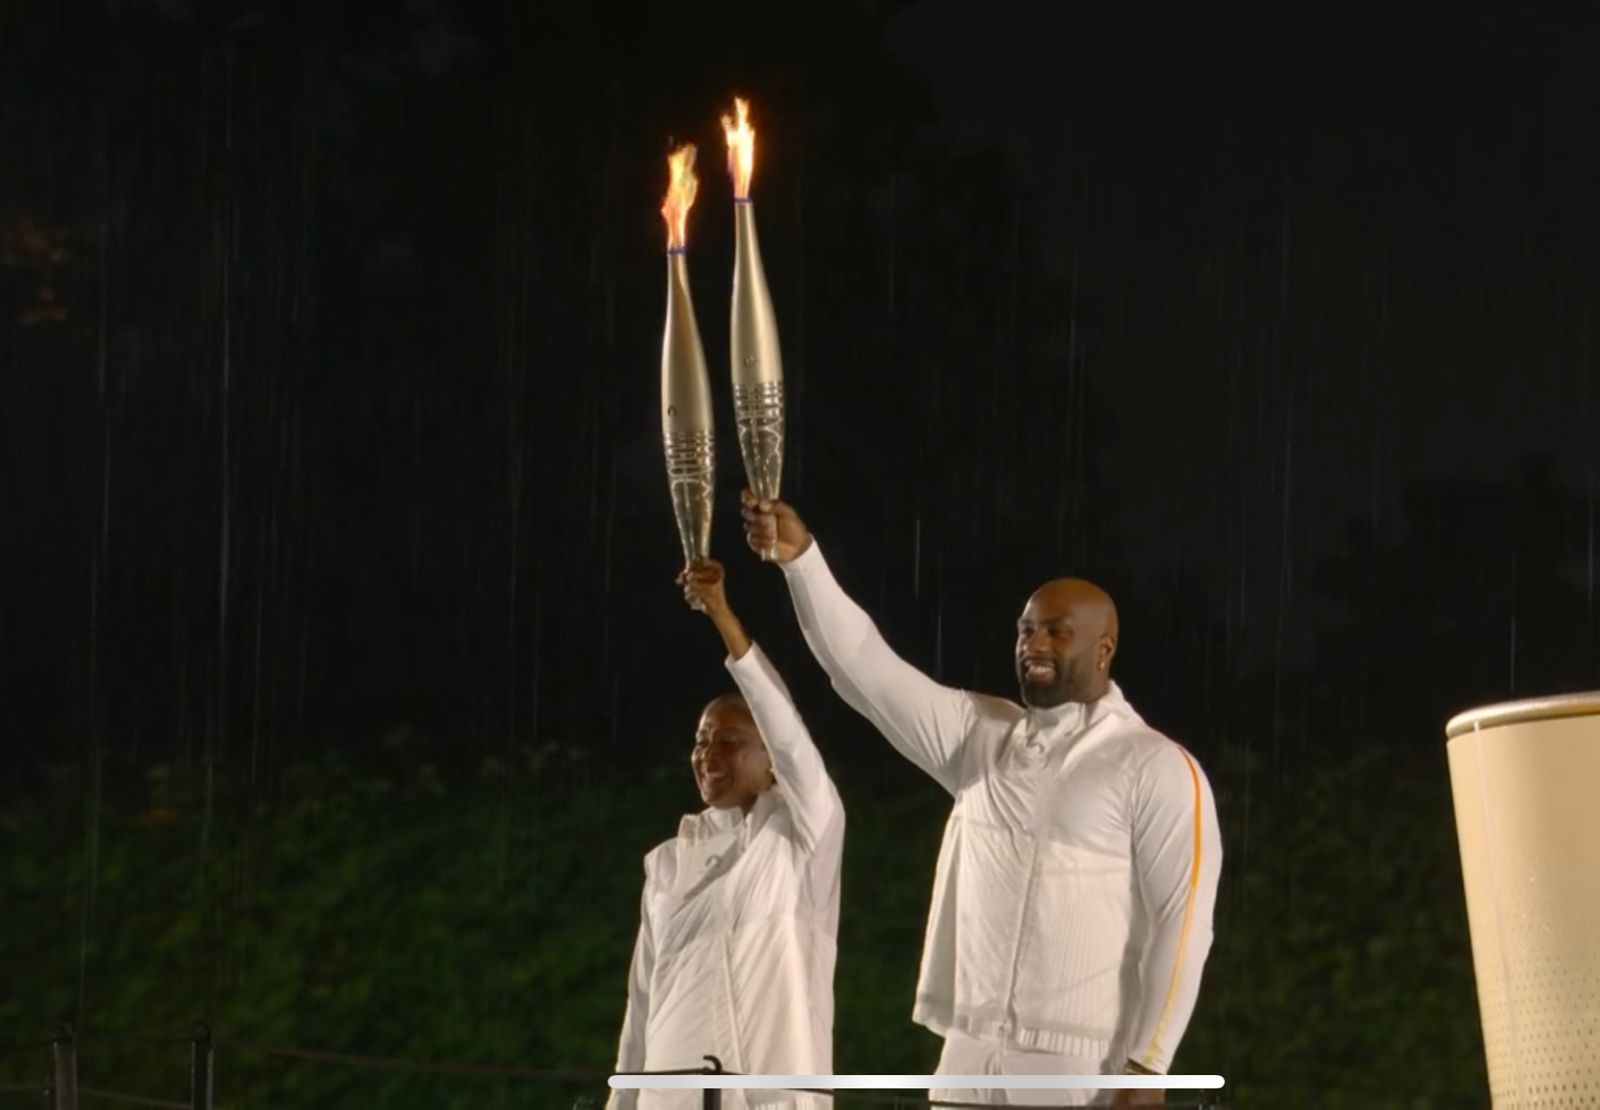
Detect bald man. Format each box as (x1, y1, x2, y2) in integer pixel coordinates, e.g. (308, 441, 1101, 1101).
(742, 492, 1221, 1108)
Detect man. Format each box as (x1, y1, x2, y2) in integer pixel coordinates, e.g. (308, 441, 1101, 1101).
(610, 559, 844, 1109)
(742, 492, 1221, 1108)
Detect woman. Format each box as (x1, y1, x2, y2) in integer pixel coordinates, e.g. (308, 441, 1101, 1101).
(609, 559, 843, 1109)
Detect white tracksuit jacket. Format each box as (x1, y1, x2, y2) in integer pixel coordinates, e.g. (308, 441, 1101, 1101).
(610, 644, 843, 1109)
(781, 541, 1221, 1074)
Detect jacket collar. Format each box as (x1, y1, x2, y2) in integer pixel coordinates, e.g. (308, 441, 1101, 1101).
(1026, 679, 1139, 732)
(680, 785, 783, 842)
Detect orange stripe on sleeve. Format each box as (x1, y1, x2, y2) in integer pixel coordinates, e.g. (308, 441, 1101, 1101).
(1137, 744, 1204, 1068)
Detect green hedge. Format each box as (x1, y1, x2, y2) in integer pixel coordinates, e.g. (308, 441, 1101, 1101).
(1, 738, 1485, 1106)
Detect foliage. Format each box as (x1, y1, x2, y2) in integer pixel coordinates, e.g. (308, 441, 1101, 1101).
(1182, 745, 1485, 1106)
(2, 731, 1487, 1107)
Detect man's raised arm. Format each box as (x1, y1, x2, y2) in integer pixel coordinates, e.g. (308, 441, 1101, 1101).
(742, 492, 973, 794)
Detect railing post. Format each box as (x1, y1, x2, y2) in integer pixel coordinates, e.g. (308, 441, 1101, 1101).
(190, 1024, 214, 1110)
(701, 1055, 722, 1110)
(50, 1026, 77, 1110)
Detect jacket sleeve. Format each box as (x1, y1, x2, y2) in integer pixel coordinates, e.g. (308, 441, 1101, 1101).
(726, 643, 843, 853)
(1122, 742, 1223, 1074)
(779, 540, 974, 794)
(607, 858, 660, 1110)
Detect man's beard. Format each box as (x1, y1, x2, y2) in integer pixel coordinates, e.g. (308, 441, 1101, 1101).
(1018, 661, 1080, 708)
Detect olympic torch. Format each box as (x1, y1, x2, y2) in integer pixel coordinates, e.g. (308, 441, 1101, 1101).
(722, 98, 785, 559)
(660, 143, 715, 568)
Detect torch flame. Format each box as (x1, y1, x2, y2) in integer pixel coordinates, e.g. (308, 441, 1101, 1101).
(721, 97, 755, 200)
(661, 142, 699, 251)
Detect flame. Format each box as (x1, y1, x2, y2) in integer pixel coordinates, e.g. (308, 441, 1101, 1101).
(721, 97, 755, 199)
(661, 142, 699, 251)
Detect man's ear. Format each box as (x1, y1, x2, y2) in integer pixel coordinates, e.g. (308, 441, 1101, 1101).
(1098, 635, 1117, 670)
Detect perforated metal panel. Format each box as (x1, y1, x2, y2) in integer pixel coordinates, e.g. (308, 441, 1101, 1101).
(1447, 698, 1600, 1107)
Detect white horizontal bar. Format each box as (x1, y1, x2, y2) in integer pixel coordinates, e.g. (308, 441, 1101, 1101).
(609, 1074, 1225, 1091)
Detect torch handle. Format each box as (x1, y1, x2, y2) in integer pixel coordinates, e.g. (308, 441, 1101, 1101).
(664, 429, 715, 565)
(733, 382, 784, 561)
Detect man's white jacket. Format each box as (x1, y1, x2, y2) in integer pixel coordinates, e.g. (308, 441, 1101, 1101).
(610, 644, 843, 1109)
(781, 541, 1220, 1074)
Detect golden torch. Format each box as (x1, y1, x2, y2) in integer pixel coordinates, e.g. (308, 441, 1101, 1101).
(723, 98, 785, 559)
(660, 143, 715, 567)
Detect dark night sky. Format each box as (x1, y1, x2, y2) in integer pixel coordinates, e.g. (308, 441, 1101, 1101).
(2, 0, 1599, 788)
(889, 1, 1600, 624)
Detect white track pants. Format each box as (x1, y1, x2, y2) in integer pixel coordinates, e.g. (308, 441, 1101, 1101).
(931, 1029, 1115, 1107)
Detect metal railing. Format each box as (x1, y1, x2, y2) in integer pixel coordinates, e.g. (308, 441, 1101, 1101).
(1, 1029, 1226, 1108)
